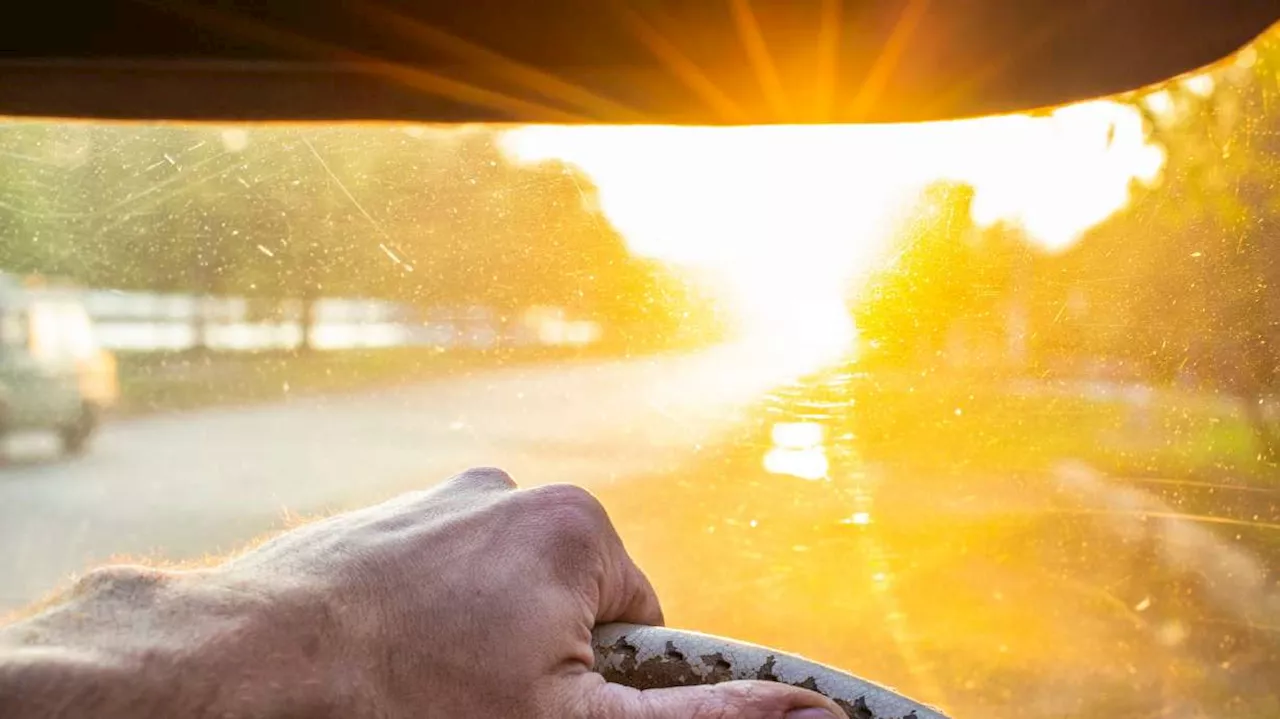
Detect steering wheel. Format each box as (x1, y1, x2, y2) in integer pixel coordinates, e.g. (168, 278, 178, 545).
(592, 624, 948, 718)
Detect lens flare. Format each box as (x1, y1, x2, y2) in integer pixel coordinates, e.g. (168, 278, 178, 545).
(502, 99, 1162, 374)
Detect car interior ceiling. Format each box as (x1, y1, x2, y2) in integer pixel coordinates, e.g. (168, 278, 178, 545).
(0, 1, 1276, 125)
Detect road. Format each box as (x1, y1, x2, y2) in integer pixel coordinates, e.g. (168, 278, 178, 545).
(0, 344, 791, 612)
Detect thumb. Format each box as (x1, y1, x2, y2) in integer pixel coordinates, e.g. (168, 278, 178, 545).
(571, 676, 847, 719)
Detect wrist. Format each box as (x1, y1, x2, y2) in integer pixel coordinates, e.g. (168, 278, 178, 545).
(195, 567, 370, 717)
(1, 565, 357, 718)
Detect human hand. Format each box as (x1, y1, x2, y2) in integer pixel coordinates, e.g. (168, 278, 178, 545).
(1, 468, 844, 719)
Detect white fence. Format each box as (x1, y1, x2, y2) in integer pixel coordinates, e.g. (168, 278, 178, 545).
(83, 290, 600, 352)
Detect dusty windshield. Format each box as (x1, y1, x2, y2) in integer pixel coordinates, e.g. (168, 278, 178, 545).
(2, 27, 1279, 719)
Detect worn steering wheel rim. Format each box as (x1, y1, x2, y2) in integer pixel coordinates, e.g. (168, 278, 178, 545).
(592, 624, 948, 719)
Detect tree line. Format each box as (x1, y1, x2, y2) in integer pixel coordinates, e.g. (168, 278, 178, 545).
(852, 29, 1280, 457)
(0, 124, 725, 351)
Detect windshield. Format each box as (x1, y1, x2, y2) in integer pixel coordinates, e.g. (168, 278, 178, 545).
(2, 26, 1279, 719)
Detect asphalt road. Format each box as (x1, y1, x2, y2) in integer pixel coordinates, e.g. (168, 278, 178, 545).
(0, 344, 790, 612)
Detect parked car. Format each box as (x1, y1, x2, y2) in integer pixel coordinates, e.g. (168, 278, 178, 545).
(0, 274, 118, 455)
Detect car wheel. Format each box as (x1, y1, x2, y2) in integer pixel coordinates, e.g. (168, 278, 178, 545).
(59, 403, 99, 456)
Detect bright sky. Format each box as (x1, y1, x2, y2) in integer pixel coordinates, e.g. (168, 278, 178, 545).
(500, 99, 1165, 368)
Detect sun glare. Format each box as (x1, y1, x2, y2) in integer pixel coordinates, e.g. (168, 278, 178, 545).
(502, 98, 1163, 372)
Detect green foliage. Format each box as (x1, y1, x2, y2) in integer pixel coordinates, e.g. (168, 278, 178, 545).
(851, 31, 1280, 459)
(854, 182, 1033, 369)
(0, 123, 716, 346)
(1046, 33, 1280, 397)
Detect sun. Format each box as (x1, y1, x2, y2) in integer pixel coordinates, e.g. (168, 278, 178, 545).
(501, 99, 1163, 373)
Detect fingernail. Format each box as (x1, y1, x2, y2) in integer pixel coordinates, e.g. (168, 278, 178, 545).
(786, 709, 844, 719)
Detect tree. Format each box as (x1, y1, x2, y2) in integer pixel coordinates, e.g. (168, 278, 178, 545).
(855, 182, 982, 366)
(0, 122, 724, 354)
(1043, 33, 1280, 458)
(0, 121, 104, 279)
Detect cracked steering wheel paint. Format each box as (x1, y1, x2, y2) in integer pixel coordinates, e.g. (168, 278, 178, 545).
(591, 624, 949, 719)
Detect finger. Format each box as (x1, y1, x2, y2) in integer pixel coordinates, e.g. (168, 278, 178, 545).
(571, 675, 846, 719)
(372, 467, 518, 519)
(600, 552, 664, 627)
(518, 483, 664, 626)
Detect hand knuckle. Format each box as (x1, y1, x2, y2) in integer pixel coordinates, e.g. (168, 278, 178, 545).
(518, 485, 611, 555)
(453, 466, 518, 491)
(525, 484, 608, 528)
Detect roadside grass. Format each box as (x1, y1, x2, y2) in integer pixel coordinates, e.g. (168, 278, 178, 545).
(829, 371, 1273, 481)
(112, 345, 601, 416)
(825, 371, 1280, 549)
